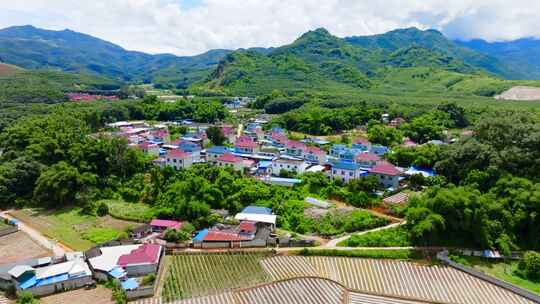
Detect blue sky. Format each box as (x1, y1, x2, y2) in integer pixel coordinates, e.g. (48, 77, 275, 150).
(0, 0, 538, 55)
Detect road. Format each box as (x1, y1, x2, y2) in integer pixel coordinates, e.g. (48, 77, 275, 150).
(0, 210, 70, 256)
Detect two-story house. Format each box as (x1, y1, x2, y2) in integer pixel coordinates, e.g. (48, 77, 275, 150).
(329, 161, 368, 183)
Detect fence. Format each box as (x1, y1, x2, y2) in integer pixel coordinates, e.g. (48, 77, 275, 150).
(437, 250, 540, 304)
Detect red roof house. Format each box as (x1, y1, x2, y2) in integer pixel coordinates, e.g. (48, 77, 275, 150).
(305, 146, 324, 155)
(369, 161, 400, 176)
(239, 221, 257, 233)
(235, 136, 257, 149)
(166, 149, 189, 159)
(150, 219, 183, 230)
(217, 153, 243, 163)
(203, 230, 250, 242)
(356, 152, 381, 162)
(117, 244, 161, 267)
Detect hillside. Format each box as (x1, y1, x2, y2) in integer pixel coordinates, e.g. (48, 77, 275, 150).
(345, 28, 522, 79)
(0, 25, 228, 87)
(0, 63, 22, 76)
(456, 38, 540, 80)
(196, 28, 485, 96)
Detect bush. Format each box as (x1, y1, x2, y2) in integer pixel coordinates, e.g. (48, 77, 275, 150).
(518, 251, 540, 281)
(96, 202, 109, 217)
(141, 273, 156, 286)
(163, 228, 190, 243)
(340, 227, 411, 247)
(16, 291, 38, 304)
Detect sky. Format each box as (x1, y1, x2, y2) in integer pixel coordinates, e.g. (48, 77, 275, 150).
(0, 0, 539, 56)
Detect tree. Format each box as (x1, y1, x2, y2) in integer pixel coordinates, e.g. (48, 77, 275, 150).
(33, 162, 84, 207)
(437, 103, 468, 128)
(206, 126, 226, 145)
(96, 201, 109, 217)
(367, 124, 402, 146)
(163, 228, 191, 243)
(16, 291, 39, 304)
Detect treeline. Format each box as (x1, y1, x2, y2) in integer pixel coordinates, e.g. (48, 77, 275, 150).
(404, 113, 540, 251)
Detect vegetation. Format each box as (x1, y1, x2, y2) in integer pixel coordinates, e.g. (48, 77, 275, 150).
(162, 252, 271, 301)
(16, 291, 39, 304)
(81, 227, 126, 244)
(104, 200, 155, 222)
(339, 227, 411, 247)
(518, 251, 540, 281)
(296, 248, 423, 260)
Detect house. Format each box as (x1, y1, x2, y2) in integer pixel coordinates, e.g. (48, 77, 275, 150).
(329, 144, 363, 161)
(266, 131, 288, 148)
(355, 152, 380, 168)
(192, 229, 252, 249)
(271, 157, 309, 176)
(284, 140, 306, 158)
(235, 206, 276, 230)
(238, 221, 257, 239)
(369, 161, 400, 189)
(137, 142, 160, 157)
(216, 153, 255, 172)
(130, 224, 152, 239)
(303, 146, 326, 164)
(150, 219, 183, 233)
(7, 258, 93, 297)
(221, 126, 237, 144)
(88, 244, 162, 280)
(206, 146, 230, 163)
(235, 136, 258, 154)
(164, 149, 195, 170)
(148, 129, 170, 143)
(370, 144, 389, 156)
(352, 138, 371, 151)
(329, 161, 368, 183)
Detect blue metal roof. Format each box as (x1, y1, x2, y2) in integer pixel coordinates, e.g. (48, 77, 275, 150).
(242, 206, 272, 215)
(258, 161, 272, 168)
(207, 146, 229, 154)
(19, 275, 38, 289)
(192, 229, 209, 242)
(35, 273, 70, 287)
(108, 267, 127, 279)
(332, 161, 362, 171)
(121, 278, 139, 291)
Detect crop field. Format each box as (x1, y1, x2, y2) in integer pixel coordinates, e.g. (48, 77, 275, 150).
(161, 252, 272, 301)
(260, 256, 535, 304)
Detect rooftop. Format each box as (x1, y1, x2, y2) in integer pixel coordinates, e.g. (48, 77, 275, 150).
(241, 206, 272, 215)
(217, 153, 243, 163)
(332, 161, 362, 171)
(356, 152, 380, 162)
(117, 244, 161, 266)
(166, 149, 189, 159)
(370, 161, 400, 176)
(235, 135, 257, 148)
(150, 219, 183, 229)
(203, 230, 250, 242)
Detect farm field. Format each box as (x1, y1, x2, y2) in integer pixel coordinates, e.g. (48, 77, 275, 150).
(0, 231, 52, 264)
(9, 208, 136, 251)
(39, 286, 113, 304)
(462, 256, 540, 296)
(161, 252, 272, 301)
(260, 256, 535, 304)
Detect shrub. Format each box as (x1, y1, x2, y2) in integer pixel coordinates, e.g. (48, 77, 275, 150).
(340, 227, 411, 247)
(16, 291, 38, 304)
(517, 251, 540, 281)
(296, 248, 422, 260)
(163, 228, 191, 243)
(96, 201, 109, 217)
(141, 273, 156, 286)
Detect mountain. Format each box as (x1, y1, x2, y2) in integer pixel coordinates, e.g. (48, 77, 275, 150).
(196, 28, 485, 95)
(345, 28, 523, 79)
(456, 38, 540, 80)
(0, 25, 229, 87)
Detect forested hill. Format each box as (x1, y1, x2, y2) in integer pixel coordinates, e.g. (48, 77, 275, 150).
(345, 28, 522, 79)
(0, 25, 229, 87)
(456, 38, 540, 80)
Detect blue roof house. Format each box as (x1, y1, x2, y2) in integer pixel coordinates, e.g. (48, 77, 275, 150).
(241, 206, 273, 215)
(330, 161, 368, 183)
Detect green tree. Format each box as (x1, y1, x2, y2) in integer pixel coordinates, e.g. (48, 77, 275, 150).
(206, 126, 226, 145)
(367, 124, 402, 146)
(33, 162, 84, 207)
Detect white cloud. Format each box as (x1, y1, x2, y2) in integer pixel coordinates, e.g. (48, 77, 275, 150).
(0, 0, 538, 55)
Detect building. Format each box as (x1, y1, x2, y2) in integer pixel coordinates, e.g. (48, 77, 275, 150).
(355, 152, 380, 168)
(221, 126, 237, 144)
(369, 161, 400, 189)
(234, 206, 277, 230)
(192, 229, 252, 249)
(206, 146, 230, 163)
(266, 131, 288, 148)
(303, 146, 326, 164)
(235, 136, 258, 154)
(136, 142, 160, 157)
(7, 258, 93, 297)
(271, 157, 309, 176)
(329, 161, 368, 183)
(164, 149, 195, 170)
(329, 144, 363, 161)
(88, 244, 162, 280)
(150, 219, 183, 233)
(284, 140, 306, 158)
(352, 138, 371, 151)
(216, 153, 255, 172)
(370, 144, 389, 156)
(238, 221, 257, 239)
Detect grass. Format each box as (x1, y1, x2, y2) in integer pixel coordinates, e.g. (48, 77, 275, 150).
(461, 256, 540, 295)
(338, 226, 412, 247)
(102, 199, 155, 222)
(10, 208, 137, 251)
(295, 248, 424, 260)
(162, 252, 272, 301)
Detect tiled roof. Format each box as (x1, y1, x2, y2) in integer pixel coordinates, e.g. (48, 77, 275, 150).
(370, 161, 400, 176)
(235, 136, 257, 148)
(305, 146, 324, 155)
(356, 152, 380, 161)
(167, 149, 189, 158)
(117, 244, 161, 266)
(286, 140, 306, 149)
(203, 230, 249, 242)
(150, 219, 183, 229)
(239, 221, 257, 233)
(217, 153, 243, 163)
